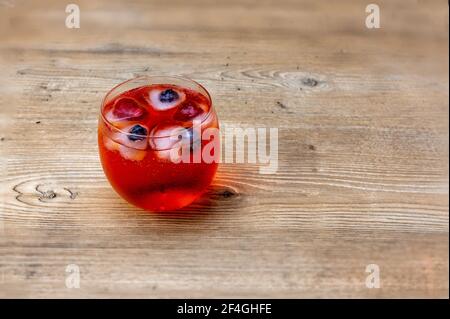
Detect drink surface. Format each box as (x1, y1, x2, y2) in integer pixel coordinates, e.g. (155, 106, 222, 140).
(98, 83, 219, 211)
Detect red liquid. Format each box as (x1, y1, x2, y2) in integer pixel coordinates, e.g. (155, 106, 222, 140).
(98, 83, 219, 211)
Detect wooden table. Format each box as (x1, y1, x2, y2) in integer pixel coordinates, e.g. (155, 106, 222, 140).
(0, 0, 448, 298)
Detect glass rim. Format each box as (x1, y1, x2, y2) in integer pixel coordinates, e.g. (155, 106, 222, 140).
(100, 75, 214, 139)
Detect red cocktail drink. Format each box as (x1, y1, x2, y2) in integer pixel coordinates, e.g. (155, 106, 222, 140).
(98, 76, 219, 211)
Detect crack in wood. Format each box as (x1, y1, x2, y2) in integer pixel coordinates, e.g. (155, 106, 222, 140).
(64, 188, 78, 200)
(35, 184, 56, 202)
(301, 77, 319, 87)
(217, 187, 239, 199)
(276, 101, 287, 109)
(12, 181, 79, 205)
(12, 184, 23, 204)
(10, 44, 168, 56)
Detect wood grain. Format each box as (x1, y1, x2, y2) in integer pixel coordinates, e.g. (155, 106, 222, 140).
(0, 0, 448, 298)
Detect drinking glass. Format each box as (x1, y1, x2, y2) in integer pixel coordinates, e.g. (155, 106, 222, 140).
(98, 76, 220, 211)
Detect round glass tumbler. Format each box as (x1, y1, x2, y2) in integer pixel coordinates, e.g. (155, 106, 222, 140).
(98, 76, 220, 211)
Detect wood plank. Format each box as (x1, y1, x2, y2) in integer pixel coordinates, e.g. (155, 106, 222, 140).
(0, 0, 448, 298)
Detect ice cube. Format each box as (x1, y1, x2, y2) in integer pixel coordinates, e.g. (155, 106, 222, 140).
(105, 97, 145, 126)
(150, 149, 174, 162)
(149, 124, 201, 163)
(173, 101, 207, 122)
(111, 124, 149, 150)
(103, 136, 147, 161)
(103, 134, 146, 161)
(149, 124, 189, 150)
(103, 135, 120, 152)
(148, 88, 186, 111)
(118, 145, 147, 161)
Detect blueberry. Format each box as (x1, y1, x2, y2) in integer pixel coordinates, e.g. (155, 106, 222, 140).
(159, 89, 179, 103)
(128, 125, 147, 141)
